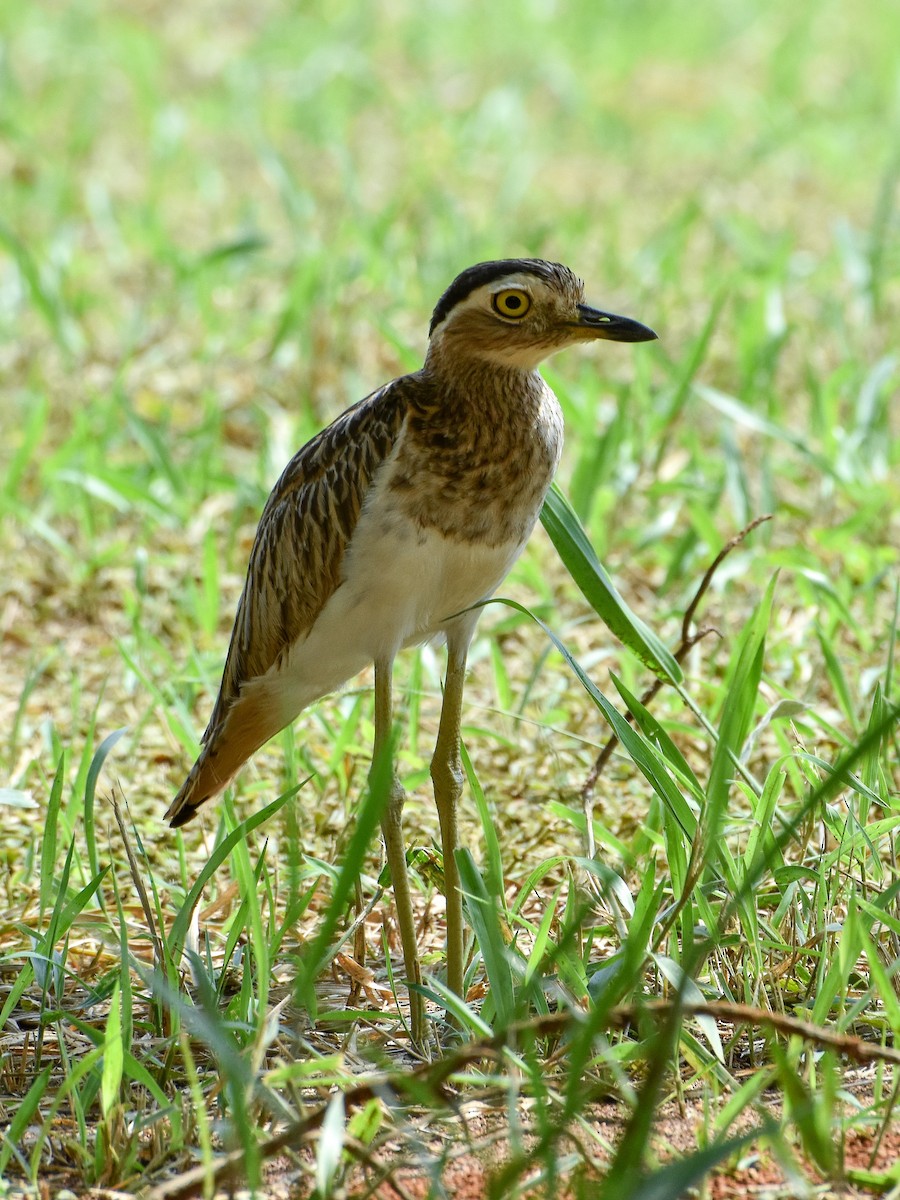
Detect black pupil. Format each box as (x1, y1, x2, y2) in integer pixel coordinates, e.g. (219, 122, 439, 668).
(504, 294, 522, 310)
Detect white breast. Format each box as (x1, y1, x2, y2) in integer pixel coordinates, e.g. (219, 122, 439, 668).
(330, 488, 526, 650)
(260, 474, 533, 722)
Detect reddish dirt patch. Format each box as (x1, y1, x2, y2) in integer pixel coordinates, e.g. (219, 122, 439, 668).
(9, 1089, 900, 1199)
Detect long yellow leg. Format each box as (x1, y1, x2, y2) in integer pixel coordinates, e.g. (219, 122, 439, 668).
(431, 638, 468, 1009)
(373, 658, 424, 1045)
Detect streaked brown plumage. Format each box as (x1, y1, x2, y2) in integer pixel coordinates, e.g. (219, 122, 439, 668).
(168, 387, 410, 818)
(166, 259, 656, 1041)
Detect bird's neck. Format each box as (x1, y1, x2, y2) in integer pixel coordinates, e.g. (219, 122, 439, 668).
(419, 348, 545, 416)
(390, 351, 563, 547)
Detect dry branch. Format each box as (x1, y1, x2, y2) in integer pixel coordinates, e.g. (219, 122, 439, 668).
(582, 513, 773, 806)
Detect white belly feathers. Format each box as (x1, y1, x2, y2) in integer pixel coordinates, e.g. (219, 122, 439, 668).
(262, 466, 535, 723)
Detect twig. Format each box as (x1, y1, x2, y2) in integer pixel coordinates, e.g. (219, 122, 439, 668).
(581, 514, 773, 818)
(144, 994, 898, 1200)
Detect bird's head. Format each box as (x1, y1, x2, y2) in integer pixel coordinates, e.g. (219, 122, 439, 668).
(426, 259, 657, 372)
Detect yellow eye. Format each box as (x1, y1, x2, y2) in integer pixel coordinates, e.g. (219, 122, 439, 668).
(492, 288, 532, 319)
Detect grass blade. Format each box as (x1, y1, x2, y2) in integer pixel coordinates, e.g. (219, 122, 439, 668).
(457, 848, 516, 1027)
(540, 484, 681, 683)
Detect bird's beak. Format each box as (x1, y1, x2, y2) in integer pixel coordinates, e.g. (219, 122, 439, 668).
(575, 303, 658, 343)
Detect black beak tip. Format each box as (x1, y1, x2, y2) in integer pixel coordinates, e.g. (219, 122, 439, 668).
(577, 304, 658, 343)
(628, 323, 659, 343)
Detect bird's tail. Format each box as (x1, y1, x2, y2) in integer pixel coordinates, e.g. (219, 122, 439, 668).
(164, 684, 288, 827)
(165, 749, 229, 828)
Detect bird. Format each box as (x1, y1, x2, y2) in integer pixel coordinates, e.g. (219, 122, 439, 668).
(165, 258, 656, 1043)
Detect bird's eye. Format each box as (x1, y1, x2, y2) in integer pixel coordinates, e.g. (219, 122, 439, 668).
(492, 288, 532, 319)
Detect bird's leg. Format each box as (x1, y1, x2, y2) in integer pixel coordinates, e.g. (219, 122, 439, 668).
(431, 638, 469, 1010)
(373, 658, 424, 1045)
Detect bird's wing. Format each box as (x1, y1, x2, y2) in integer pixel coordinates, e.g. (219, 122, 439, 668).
(164, 378, 414, 828)
(203, 378, 411, 742)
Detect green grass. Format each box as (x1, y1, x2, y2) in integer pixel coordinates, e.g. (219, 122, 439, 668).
(2, 0, 899, 1195)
